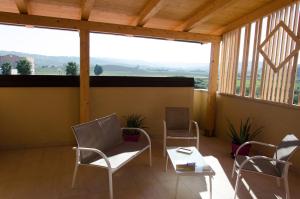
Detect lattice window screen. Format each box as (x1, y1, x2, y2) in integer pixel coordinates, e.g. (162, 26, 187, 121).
(219, 29, 240, 94)
(219, 1, 300, 105)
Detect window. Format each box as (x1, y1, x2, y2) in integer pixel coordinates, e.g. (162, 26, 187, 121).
(90, 33, 211, 89)
(0, 24, 79, 76)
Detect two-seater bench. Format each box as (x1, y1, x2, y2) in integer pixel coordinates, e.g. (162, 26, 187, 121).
(71, 113, 152, 199)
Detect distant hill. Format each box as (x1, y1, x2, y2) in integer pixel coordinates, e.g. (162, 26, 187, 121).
(0, 50, 299, 79)
(0, 51, 79, 67)
(0, 50, 209, 72)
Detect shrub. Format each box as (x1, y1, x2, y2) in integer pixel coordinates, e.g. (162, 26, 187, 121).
(1, 62, 12, 75)
(227, 118, 263, 145)
(65, 62, 78, 75)
(16, 59, 32, 75)
(94, 64, 103, 75)
(123, 114, 146, 136)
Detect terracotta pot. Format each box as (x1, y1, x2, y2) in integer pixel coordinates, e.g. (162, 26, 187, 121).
(231, 143, 251, 158)
(123, 134, 140, 142)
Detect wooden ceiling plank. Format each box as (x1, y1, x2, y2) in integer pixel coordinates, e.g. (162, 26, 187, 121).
(81, 0, 96, 21)
(213, 0, 296, 35)
(176, 0, 236, 32)
(135, 0, 165, 27)
(15, 0, 28, 14)
(0, 11, 221, 43)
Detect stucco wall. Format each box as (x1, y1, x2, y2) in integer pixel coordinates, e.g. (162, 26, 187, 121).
(215, 93, 300, 171)
(90, 87, 194, 139)
(0, 88, 79, 148)
(193, 89, 208, 130)
(0, 87, 194, 148)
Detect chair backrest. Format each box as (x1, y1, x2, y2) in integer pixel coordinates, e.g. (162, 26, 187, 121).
(72, 113, 123, 163)
(165, 107, 190, 130)
(274, 134, 300, 175)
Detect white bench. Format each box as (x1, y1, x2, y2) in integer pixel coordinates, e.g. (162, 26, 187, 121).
(71, 113, 152, 199)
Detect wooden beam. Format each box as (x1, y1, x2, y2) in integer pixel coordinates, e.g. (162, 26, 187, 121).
(205, 41, 220, 136)
(15, 0, 28, 14)
(80, 29, 90, 122)
(81, 0, 96, 21)
(0, 11, 220, 43)
(213, 0, 296, 35)
(134, 0, 165, 27)
(176, 0, 236, 32)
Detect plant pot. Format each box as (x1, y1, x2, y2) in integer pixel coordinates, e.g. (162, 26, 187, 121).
(122, 129, 140, 142)
(123, 133, 140, 142)
(231, 143, 251, 158)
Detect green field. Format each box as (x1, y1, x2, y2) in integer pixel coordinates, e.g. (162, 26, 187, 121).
(234, 79, 300, 104)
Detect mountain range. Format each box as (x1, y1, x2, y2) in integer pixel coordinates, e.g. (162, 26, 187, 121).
(0, 50, 209, 72)
(0, 50, 299, 79)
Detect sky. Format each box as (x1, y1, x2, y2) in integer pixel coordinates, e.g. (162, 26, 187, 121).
(0, 24, 211, 65)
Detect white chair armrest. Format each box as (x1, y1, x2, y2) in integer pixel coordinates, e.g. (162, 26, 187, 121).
(72, 147, 112, 169)
(190, 120, 200, 137)
(238, 155, 292, 174)
(163, 120, 167, 137)
(235, 141, 277, 158)
(121, 127, 151, 147)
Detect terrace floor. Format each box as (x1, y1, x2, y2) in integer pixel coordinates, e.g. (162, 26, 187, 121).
(0, 136, 299, 199)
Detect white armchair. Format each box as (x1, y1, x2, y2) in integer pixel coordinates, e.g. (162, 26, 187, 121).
(232, 134, 299, 199)
(163, 107, 199, 156)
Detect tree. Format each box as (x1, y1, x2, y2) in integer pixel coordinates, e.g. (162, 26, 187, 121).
(1, 62, 12, 75)
(16, 59, 32, 75)
(94, 64, 103, 75)
(65, 62, 78, 75)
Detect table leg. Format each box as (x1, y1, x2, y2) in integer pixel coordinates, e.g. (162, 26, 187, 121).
(209, 175, 212, 199)
(165, 155, 169, 172)
(175, 175, 179, 199)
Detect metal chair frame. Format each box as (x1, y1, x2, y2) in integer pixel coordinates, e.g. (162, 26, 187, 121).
(163, 119, 199, 156)
(72, 127, 152, 199)
(232, 141, 298, 199)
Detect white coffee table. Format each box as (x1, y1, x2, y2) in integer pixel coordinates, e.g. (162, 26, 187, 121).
(165, 147, 215, 199)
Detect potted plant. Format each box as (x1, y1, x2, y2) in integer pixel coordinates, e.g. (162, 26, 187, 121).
(123, 114, 146, 142)
(228, 118, 263, 158)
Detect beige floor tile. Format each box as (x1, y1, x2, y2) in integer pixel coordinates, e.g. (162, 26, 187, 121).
(0, 136, 299, 199)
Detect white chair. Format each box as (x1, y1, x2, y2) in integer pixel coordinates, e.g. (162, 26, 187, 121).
(71, 113, 152, 199)
(232, 134, 299, 199)
(163, 107, 199, 156)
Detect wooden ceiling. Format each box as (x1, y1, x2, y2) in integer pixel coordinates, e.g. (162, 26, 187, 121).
(0, 0, 296, 41)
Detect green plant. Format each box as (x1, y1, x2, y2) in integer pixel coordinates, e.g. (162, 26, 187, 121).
(227, 118, 263, 145)
(65, 62, 78, 75)
(16, 59, 32, 75)
(94, 64, 103, 75)
(1, 62, 12, 75)
(124, 114, 146, 135)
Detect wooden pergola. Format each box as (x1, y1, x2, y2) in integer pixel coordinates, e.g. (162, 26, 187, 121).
(0, 0, 294, 134)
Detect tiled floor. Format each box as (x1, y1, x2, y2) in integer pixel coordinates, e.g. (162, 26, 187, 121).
(0, 136, 299, 199)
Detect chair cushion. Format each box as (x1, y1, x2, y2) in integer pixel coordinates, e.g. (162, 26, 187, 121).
(167, 130, 193, 137)
(235, 155, 281, 177)
(86, 140, 149, 170)
(165, 107, 190, 130)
